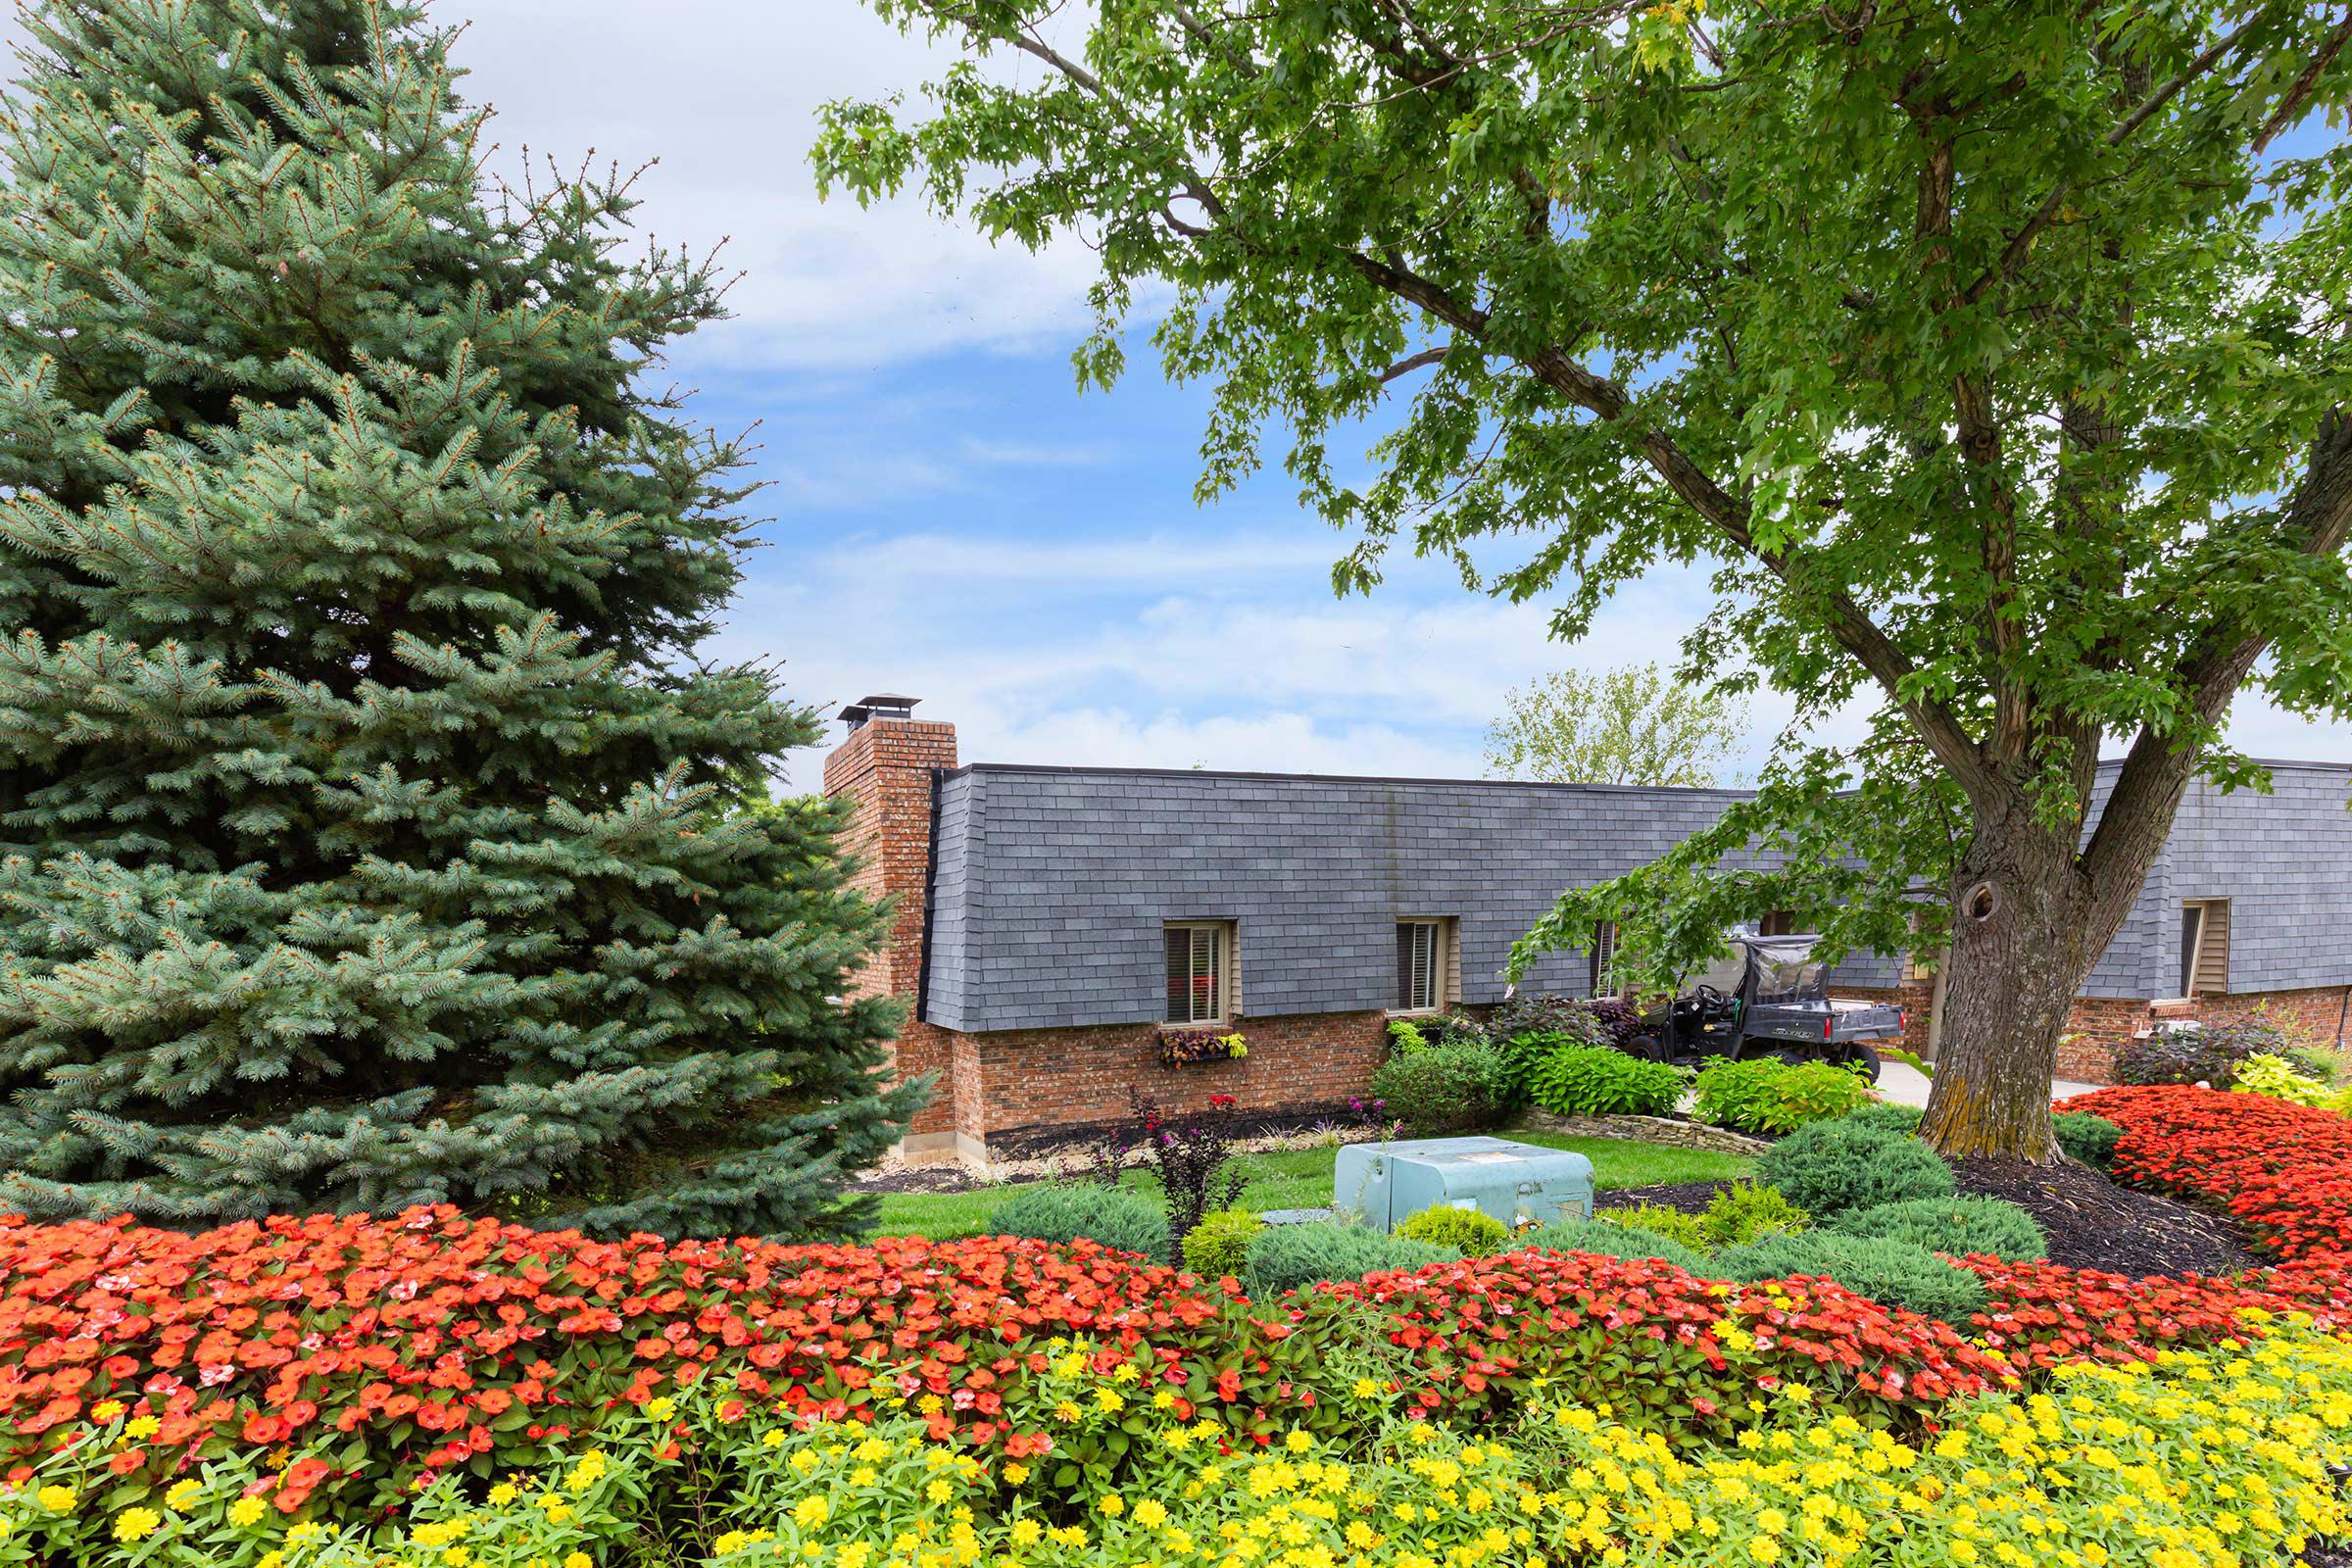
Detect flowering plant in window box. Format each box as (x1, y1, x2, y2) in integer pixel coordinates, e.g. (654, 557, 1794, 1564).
(1161, 1027, 1249, 1066)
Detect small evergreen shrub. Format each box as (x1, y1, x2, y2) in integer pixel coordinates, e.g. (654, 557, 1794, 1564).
(1714, 1231, 1988, 1321)
(1529, 1044, 1686, 1117)
(1516, 1216, 1710, 1274)
(1396, 1205, 1509, 1254)
(1698, 1182, 1810, 1248)
(1841, 1102, 1926, 1137)
(2050, 1111, 2124, 1170)
(1371, 1037, 1517, 1133)
(990, 1185, 1171, 1263)
(1599, 1201, 1714, 1252)
(1690, 1056, 1874, 1134)
(1241, 1222, 1455, 1297)
(1180, 1206, 1264, 1277)
(1756, 1119, 1955, 1215)
(1830, 1196, 2048, 1261)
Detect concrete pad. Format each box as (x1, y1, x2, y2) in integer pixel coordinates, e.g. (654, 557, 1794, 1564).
(1875, 1059, 2102, 1109)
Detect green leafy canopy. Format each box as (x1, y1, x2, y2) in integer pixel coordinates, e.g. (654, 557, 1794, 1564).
(815, 0, 2352, 996)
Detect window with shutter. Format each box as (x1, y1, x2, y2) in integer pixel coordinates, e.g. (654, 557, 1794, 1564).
(1396, 920, 1444, 1011)
(2180, 900, 2230, 997)
(1163, 922, 1230, 1023)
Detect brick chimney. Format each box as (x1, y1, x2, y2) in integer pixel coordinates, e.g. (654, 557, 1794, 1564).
(824, 696, 957, 1150)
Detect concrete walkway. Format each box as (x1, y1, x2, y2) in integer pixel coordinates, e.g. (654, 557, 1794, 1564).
(1875, 1059, 2102, 1109)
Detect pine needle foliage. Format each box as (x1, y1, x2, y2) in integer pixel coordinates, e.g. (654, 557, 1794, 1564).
(0, 0, 924, 1235)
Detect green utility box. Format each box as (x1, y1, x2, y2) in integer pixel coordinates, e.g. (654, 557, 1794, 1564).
(1334, 1135, 1595, 1233)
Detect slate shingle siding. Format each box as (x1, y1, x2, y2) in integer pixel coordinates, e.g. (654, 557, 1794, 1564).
(918, 759, 2352, 1035)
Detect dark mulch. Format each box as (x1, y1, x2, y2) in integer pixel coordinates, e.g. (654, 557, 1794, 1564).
(1949, 1155, 2261, 1278)
(1595, 1181, 1736, 1216)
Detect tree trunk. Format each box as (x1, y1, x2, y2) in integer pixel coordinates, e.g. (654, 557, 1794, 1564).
(1918, 804, 2097, 1163)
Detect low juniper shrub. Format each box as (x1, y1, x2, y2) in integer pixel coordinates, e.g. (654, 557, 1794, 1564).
(1516, 1216, 1710, 1274)
(1840, 1102, 1926, 1137)
(989, 1184, 1172, 1264)
(1829, 1196, 2048, 1261)
(1756, 1118, 1955, 1215)
(1530, 1043, 1687, 1117)
(2050, 1110, 2125, 1170)
(1713, 1230, 1989, 1322)
(1240, 1221, 1455, 1297)
(1396, 1204, 1509, 1254)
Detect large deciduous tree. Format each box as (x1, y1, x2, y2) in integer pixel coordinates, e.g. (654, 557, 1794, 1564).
(0, 0, 924, 1232)
(819, 0, 2352, 1159)
(1486, 663, 1747, 786)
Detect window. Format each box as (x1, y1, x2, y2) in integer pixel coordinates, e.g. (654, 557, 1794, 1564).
(2179, 899, 2230, 998)
(1396, 919, 1450, 1012)
(1760, 908, 1806, 936)
(1164, 922, 1233, 1024)
(1589, 921, 1619, 997)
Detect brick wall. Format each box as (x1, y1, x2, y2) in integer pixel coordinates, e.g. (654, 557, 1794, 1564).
(823, 716, 959, 1141)
(956, 1009, 1392, 1156)
(1828, 980, 1936, 1058)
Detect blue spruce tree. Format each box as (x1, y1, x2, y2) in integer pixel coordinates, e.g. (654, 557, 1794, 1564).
(0, 0, 926, 1234)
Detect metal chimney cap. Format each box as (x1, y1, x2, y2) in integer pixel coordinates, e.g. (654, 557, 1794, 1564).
(841, 693, 920, 730)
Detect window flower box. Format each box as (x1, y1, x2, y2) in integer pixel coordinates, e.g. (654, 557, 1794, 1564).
(1160, 1027, 1249, 1067)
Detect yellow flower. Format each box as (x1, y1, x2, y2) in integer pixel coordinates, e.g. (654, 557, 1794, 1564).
(488, 1483, 519, 1506)
(164, 1479, 202, 1510)
(1003, 1462, 1030, 1486)
(90, 1399, 124, 1422)
(125, 1414, 161, 1440)
(566, 1555, 593, 1568)
(1285, 1431, 1312, 1454)
(229, 1496, 268, 1528)
(796, 1495, 832, 1528)
(36, 1485, 74, 1513)
(1100, 1495, 1125, 1516)
(1134, 1498, 1169, 1528)
(115, 1508, 164, 1542)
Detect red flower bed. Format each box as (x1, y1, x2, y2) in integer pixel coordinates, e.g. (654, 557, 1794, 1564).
(2061, 1085, 2352, 1260)
(1969, 1254, 2352, 1366)
(4, 1189, 2348, 1517)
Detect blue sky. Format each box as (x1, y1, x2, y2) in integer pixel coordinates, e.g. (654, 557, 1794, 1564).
(20, 2, 2349, 789)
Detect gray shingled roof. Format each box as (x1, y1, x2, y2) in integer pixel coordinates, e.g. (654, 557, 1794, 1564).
(919, 760, 2352, 1034)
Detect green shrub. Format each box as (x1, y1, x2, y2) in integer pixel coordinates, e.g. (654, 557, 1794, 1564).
(2112, 1017, 2289, 1090)
(1599, 1201, 1714, 1252)
(989, 1185, 1171, 1263)
(1829, 1196, 2048, 1261)
(1755, 1119, 1954, 1215)
(1713, 1231, 1988, 1321)
(1690, 1056, 1875, 1135)
(1697, 1182, 1810, 1248)
(1240, 1222, 1455, 1297)
(1396, 1204, 1509, 1254)
(1495, 1027, 1593, 1101)
(2050, 1111, 2124, 1170)
(1516, 1216, 1711, 1274)
(1529, 1044, 1686, 1117)
(1371, 1036, 1517, 1133)
(1840, 1102, 1925, 1137)
(1180, 1206, 1265, 1277)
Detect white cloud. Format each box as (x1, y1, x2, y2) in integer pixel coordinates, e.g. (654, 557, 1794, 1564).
(960, 436, 1119, 467)
(824, 530, 1343, 583)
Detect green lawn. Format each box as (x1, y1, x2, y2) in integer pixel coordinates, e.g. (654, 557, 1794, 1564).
(865, 1129, 1751, 1242)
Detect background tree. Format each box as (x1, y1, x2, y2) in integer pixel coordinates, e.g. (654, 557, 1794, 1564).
(1485, 663, 1747, 787)
(0, 0, 924, 1233)
(818, 0, 2352, 1161)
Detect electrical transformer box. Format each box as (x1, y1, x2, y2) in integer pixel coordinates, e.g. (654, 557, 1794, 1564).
(1333, 1136, 1595, 1234)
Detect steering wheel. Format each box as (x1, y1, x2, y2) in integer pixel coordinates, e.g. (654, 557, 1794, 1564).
(1693, 983, 1728, 1007)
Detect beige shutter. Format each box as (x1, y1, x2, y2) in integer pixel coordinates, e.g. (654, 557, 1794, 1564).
(2193, 901, 2230, 994)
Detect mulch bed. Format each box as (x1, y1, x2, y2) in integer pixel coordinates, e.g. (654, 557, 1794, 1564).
(1948, 1155, 2261, 1278)
(1600, 1161, 2264, 1279)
